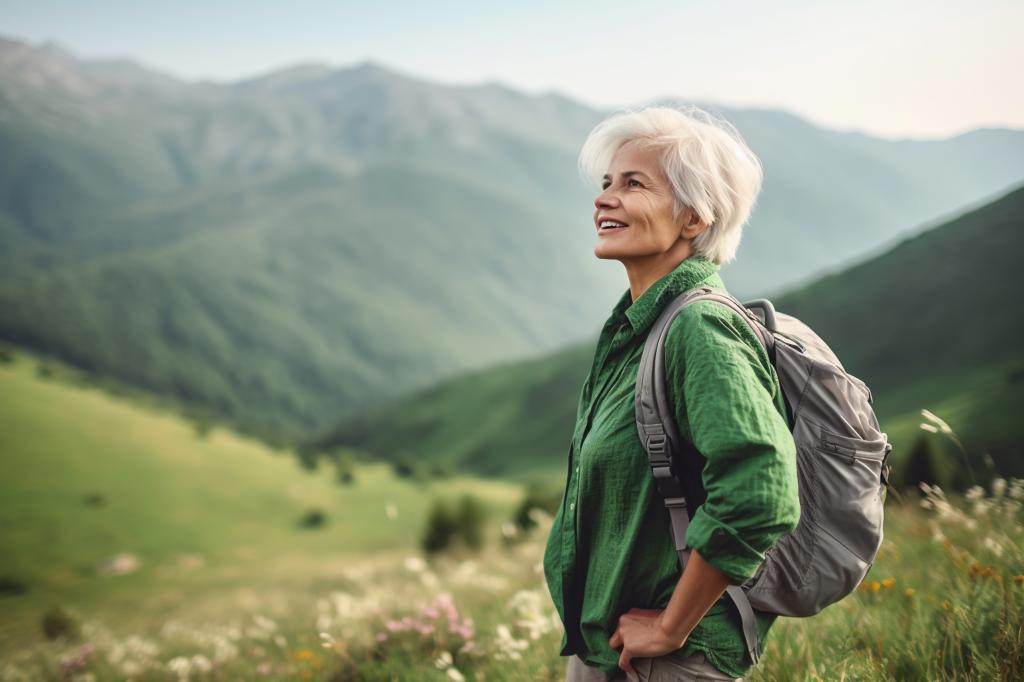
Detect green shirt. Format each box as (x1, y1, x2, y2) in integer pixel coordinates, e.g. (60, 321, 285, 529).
(542, 255, 800, 679)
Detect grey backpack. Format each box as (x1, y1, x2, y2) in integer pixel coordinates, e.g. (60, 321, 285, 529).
(635, 287, 892, 665)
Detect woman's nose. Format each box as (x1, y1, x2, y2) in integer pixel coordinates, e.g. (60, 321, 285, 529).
(594, 189, 619, 210)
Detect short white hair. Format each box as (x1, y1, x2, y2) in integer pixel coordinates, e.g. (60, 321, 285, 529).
(578, 105, 763, 265)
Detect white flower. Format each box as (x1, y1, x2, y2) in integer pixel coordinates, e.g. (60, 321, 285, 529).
(446, 667, 465, 682)
(190, 655, 212, 673)
(404, 556, 427, 573)
(984, 537, 1004, 557)
(992, 478, 1007, 499)
(493, 624, 530, 661)
(434, 651, 453, 669)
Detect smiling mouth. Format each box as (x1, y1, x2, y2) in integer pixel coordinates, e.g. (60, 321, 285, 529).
(597, 220, 629, 234)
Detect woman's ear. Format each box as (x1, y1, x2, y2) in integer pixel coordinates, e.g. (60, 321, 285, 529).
(679, 207, 709, 240)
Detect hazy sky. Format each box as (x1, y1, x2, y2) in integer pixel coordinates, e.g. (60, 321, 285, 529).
(3, 0, 1021, 139)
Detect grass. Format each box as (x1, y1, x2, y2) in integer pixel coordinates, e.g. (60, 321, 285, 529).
(0, 350, 523, 661)
(2, 349, 1022, 680)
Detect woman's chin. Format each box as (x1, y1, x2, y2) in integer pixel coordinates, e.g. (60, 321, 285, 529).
(594, 243, 624, 260)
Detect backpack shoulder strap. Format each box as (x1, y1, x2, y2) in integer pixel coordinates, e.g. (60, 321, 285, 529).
(635, 285, 772, 666)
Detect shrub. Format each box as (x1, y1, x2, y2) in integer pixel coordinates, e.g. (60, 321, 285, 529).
(299, 508, 327, 529)
(513, 482, 563, 531)
(898, 435, 952, 492)
(422, 495, 487, 554)
(334, 452, 357, 485)
(422, 499, 458, 554)
(41, 607, 79, 641)
(393, 454, 418, 480)
(455, 494, 486, 551)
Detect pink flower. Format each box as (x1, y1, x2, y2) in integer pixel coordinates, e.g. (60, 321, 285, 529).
(376, 633, 388, 642)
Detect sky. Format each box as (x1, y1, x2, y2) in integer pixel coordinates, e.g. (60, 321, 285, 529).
(2, 0, 1021, 139)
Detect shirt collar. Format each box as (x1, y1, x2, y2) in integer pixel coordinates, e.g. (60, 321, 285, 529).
(611, 255, 721, 335)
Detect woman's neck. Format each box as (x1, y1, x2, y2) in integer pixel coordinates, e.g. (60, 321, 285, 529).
(622, 241, 695, 303)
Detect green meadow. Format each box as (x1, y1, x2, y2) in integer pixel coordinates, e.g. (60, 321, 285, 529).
(2, 349, 1023, 680)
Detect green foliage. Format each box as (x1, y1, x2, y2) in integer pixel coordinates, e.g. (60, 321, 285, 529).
(896, 435, 952, 492)
(455, 494, 486, 551)
(298, 508, 327, 529)
(421, 499, 458, 555)
(40, 607, 79, 641)
(332, 451, 357, 486)
(513, 481, 564, 531)
(421, 494, 487, 554)
(0, 575, 28, 597)
(392, 454, 423, 481)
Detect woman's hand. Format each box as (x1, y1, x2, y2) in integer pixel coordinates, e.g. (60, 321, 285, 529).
(608, 608, 686, 677)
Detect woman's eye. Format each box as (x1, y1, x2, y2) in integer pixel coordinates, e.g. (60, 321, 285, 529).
(627, 179, 642, 188)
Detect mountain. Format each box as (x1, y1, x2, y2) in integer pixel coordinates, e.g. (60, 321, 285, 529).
(313, 184, 1024, 482)
(2, 34, 1023, 439)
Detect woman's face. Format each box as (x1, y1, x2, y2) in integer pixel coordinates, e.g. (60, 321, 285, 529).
(592, 140, 695, 262)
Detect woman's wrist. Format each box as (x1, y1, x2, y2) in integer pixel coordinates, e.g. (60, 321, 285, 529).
(655, 609, 690, 649)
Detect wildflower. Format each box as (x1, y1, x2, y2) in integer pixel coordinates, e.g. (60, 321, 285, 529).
(984, 537, 1004, 557)
(992, 478, 1007, 498)
(256, 662, 273, 676)
(1013, 575, 1024, 584)
(59, 643, 96, 678)
(447, 667, 466, 682)
(869, 581, 881, 592)
(493, 624, 530, 661)
(293, 650, 316, 662)
(881, 578, 896, 589)
(190, 655, 212, 673)
(904, 588, 915, 597)
(404, 556, 427, 573)
(376, 633, 388, 642)
(434, 651, 454, 669)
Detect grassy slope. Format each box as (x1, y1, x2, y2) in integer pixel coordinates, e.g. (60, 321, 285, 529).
(0, 351, 523, 655)
(312, 342, 595, 482)
(774, 183, 1024, 478)
(315, 184, 1024, 482)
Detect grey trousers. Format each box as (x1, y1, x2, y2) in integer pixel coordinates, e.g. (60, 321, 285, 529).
(565, 653, 741, 682)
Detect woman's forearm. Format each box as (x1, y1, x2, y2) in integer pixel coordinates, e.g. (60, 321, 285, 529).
(657, 549, 732, 645)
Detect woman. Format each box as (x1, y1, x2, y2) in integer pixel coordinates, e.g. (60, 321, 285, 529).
(542, 106, 800, 682)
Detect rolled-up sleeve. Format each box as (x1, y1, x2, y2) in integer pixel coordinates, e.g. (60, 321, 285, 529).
(663, 301, 800, 584)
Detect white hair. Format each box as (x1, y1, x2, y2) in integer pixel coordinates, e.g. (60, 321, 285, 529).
(578, 105, 763, 265)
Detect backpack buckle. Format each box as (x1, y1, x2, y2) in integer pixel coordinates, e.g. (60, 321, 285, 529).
(646, 434, 667, 454)
(652, 464, 686, 499)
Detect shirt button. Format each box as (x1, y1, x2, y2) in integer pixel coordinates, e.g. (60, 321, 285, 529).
(575, 466, 579, 473)
(569, 502, 575, 511)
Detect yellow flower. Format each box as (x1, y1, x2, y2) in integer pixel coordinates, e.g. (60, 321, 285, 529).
(881, 578, 896, 589)
(293, 650, 317, 662)
(869, 581, 881, 592)
(903, 588, 915, 597)
(1013, 575, 1024, 584)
